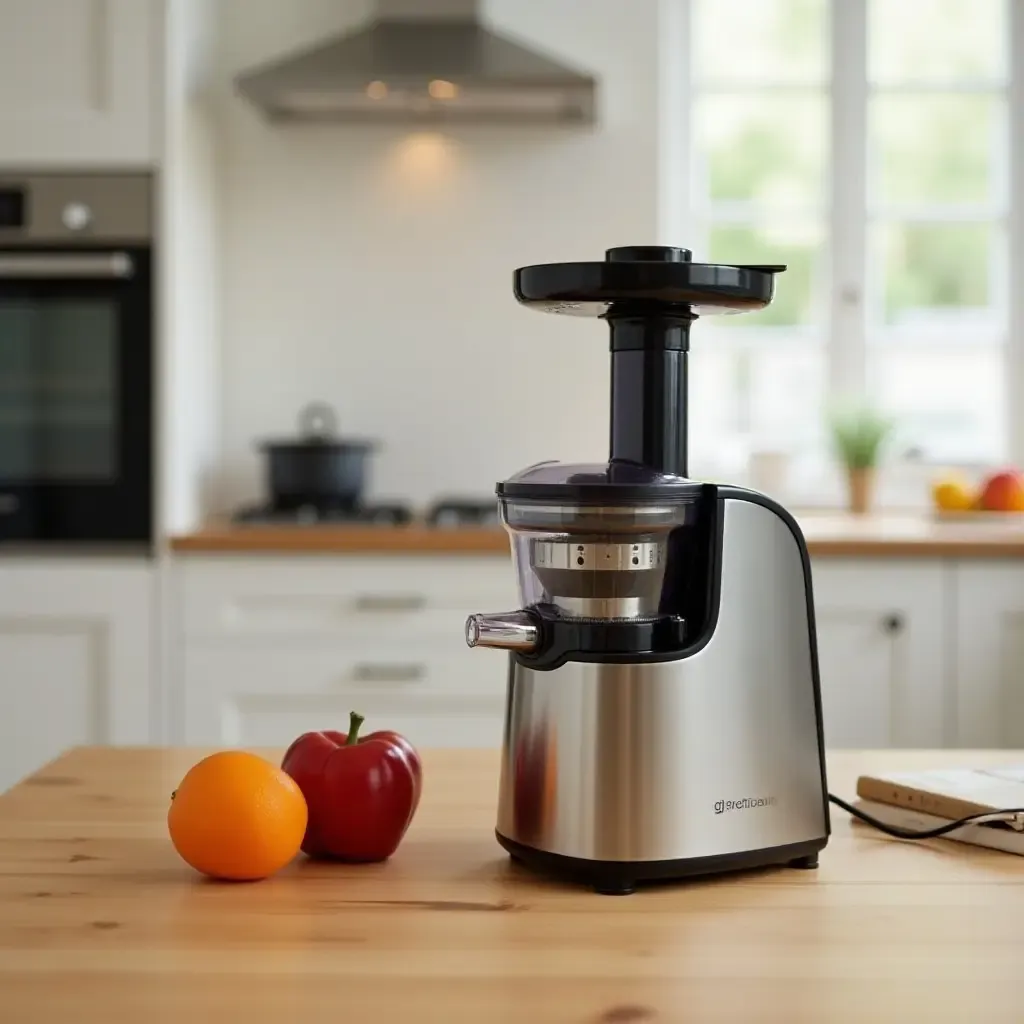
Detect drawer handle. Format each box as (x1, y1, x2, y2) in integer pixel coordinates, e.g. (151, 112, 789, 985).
(354, 593, 427, 612)
(351, 663, 426, 683)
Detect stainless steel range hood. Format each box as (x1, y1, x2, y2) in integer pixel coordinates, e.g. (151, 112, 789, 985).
(234, 0, 596, 125)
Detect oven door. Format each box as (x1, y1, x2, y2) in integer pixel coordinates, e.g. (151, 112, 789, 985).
(0, 247, 152, 544)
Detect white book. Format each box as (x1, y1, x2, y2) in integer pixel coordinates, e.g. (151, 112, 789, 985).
(853, 798, 1024, 857)
(857, 765, 1024, 821)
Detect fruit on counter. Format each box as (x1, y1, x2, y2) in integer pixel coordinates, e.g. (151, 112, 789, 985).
(931, 474, 976, 512)
(977, 469, 1024, 512)
(168, 751, 307, 881)
(281, 711, 422, 862)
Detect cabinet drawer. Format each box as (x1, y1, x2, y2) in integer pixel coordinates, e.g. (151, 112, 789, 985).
(177, 556, 516, 640)
(181, 646, 508, 749)
(184, 644, 506, 698)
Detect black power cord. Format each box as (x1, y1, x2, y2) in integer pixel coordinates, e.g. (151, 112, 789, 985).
(828, 792, 1024, 840)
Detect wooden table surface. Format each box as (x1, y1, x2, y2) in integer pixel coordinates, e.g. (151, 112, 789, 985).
(2, 747, 1024, 1023)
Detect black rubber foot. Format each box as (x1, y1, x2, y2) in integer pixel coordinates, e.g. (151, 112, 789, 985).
(594, 881, 636, 896)
(496, 829, 826, 892)
(788, 853, 819, 870)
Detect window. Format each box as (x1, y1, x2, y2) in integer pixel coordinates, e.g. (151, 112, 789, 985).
(683, 0, 1017, 500)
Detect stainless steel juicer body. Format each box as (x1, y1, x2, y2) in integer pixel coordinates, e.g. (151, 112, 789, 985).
(466, 246, 830, 893)
(492, 491, 828, 893)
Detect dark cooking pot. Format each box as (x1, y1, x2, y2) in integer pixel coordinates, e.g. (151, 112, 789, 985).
(259, 403, 377, 511)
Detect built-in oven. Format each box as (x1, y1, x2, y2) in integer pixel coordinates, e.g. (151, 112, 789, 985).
(0, 173, 153, 546)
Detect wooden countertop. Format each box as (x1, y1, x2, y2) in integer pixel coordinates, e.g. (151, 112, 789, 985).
(170, 522, 512, 554)
(3, 746, 1024, 1022)
(168, 513, 1024, 557)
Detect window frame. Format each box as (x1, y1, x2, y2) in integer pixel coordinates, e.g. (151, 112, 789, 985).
(669, 0, 1024, 470)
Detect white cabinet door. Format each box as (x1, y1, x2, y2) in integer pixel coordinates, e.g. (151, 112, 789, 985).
(810, 560, 950, 749)
(177, 555, 516, 642)
(0, 560, 154, 792)
(0, 0, 158, 165)
(182, 647, 507, 751)
(955, 564, 1024, 748)
(174, 556, 515, 751)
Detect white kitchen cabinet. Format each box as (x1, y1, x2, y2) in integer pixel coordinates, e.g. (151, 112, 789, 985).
(0, 559, 155, 792)
(0, 0, 160, 166)
(173, 556, 516, 749)
(954, 563, 1024, 748)
(181, 647, 508, 750)
(172, 551, 1024, 752)
(809, 560, 951, 749)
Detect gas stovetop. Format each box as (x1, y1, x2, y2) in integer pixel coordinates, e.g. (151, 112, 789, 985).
(230, 498, 500, 528)
(232, 503, 412, 526)
(425, 499, 501, 527)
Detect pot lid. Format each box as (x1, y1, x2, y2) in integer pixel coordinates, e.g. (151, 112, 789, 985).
(259, 403, 378, 449)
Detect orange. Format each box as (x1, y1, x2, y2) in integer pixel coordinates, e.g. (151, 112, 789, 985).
(168, 751, 307, 881)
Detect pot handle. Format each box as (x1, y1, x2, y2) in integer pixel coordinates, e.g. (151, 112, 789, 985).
(298, 401, 338, 440)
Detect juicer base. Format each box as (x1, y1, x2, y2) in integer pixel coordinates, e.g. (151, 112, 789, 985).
(788, 853, 819, 870)
(496, 830, 827, 895)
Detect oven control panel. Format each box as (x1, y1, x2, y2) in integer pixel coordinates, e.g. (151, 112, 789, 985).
(0, 174, 151, 244)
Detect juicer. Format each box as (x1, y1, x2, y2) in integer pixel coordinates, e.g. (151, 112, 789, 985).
(465, 245, 830, 894)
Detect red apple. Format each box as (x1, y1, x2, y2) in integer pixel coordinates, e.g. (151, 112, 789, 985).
(977, 469, 1024, 512)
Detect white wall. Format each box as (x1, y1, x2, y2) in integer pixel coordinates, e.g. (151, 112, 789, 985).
(208, 0, 664, 511)
(161, 0, 221, 533)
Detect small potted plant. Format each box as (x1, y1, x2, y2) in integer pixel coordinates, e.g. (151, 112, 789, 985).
(829, 406, 894, 515)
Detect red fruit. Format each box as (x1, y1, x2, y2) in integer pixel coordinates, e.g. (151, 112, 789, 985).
(281, 712, 421, 862)
(978, 470, 1024, 512)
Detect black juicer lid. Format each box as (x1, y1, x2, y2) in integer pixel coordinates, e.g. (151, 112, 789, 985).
(501, 244, 787, 494)
(497, 460, 704, 504)
(514, 245, 785, 317)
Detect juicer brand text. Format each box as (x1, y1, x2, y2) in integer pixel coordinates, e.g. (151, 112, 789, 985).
(714, 796, 778, 815)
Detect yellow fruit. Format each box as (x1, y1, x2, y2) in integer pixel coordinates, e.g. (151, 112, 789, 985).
(932, 476, 976, 512)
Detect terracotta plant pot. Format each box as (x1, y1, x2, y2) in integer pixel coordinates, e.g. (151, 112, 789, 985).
(847, 467, 875, 515)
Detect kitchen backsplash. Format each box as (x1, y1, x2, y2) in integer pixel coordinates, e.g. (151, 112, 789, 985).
(208, 0, 662, 511)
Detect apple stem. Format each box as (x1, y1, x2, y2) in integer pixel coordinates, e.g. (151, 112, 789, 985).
(346, 711, 365, 745)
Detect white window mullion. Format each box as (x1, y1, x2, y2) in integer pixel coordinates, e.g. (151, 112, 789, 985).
(1009, 0, 1024, 464)
(828, 0, 868, 405)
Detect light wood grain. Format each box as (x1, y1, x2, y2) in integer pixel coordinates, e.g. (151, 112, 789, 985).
(168, 514, 1024, 557)
(3, 747, 1024, 1023)
(168, 523, 511, 554)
